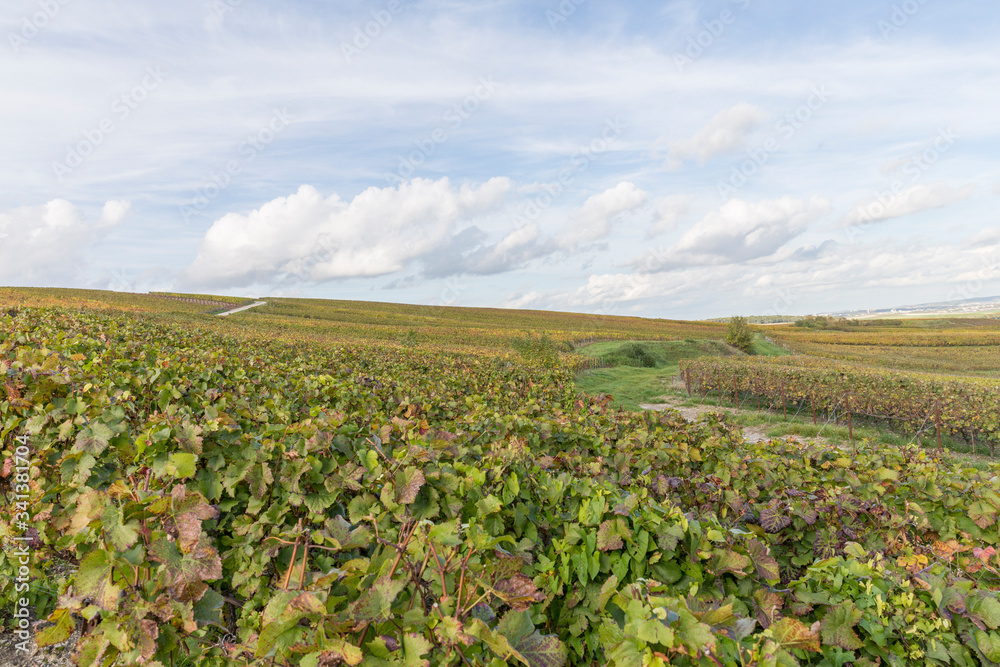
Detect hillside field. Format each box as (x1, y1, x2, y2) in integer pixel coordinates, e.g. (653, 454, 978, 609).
(4, 289, 1000, 666)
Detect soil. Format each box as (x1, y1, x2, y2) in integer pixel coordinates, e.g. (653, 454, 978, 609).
(639, 395, 831, 447)
(0, 620, 79, 667)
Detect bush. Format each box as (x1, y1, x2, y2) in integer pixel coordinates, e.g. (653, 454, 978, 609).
(725, 316, 755, 354)
(600, 342, 657, 368)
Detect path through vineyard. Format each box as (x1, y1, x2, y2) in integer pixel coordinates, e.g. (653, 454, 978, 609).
(640, 396, 832, 446)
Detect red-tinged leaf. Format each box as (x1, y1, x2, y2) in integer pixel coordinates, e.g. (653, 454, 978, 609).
(747, 539, 780, 582)
(497, 610, 568, 667)
(820, 600, 863, 650)
(347, 575, 407, 624)
(769, 617, 821, 652)
(494, 574, 545, 612)
(75, 549, 121, 613)
(597, 518, 631, 552)
(975, 546, 998, 563)
(759, 506, 792, 533)
(138, 619, 159, 660)
(396, 467, 425, 504)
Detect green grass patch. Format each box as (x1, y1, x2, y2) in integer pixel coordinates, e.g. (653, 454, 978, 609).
(574, 339, 788, 410)
(752, 334, 792, 356)
(574, 366, 680, 410)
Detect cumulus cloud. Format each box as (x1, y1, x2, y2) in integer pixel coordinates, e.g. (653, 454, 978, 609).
(0, 199, 129, 284)
(182, 177, 514, 288)
(634, 196, 832, 271)
(665, 103, 765, 170)
(842, 182, 976, 227)
(560, 182, 648, 246)
(520, 228, 1000, 316)
(421, 222, 557, 277)
(646, 194, 697, 237)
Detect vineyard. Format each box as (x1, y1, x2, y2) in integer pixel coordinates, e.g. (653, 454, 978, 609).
(4, 292, 1000, 665)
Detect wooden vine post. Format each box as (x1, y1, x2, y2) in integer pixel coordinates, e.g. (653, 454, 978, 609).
(811, 390, 816, 425)
(685, 369, 692, 397)
(781, 381, 786, 418)
(935, 399, 942, 452)
(846, 394, 853, 442)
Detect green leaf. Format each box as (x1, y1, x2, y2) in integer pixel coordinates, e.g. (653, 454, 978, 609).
(347, 575, 407, 623)
(403, 633, 433, 667)
(820, 600, 863, 650)
(968, 593, 1000, 630)
(35, 609, 74, 647)
(167, 452, 198, 479)
(497, 610, 568, 667)
(100, 504, 139, 551)
(74, 422, 114, 456)
(75, 549, 121, 612)
(974, 630, 1000, 663)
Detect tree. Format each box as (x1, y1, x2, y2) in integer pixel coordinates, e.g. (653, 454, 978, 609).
(726, 316, 755, 354)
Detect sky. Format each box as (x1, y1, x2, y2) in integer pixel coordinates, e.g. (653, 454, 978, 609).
(2, 0, 999, 320)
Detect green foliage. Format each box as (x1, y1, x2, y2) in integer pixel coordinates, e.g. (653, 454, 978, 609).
(511, 332, 562, 367)
(725, 316, 755, 354)
(599, 342, 657, 368)
(4, 305, 1000, 665)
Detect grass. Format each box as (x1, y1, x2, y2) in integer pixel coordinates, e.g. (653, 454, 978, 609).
(661, 388, 999, 470)
(573, 338, 780, 410)
(751, 334, 792, 356)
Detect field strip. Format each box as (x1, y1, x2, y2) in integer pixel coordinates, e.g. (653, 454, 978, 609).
(216, 300, 267, 316)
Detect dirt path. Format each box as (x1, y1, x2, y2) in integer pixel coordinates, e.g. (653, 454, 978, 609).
(640, 395, 830, 446)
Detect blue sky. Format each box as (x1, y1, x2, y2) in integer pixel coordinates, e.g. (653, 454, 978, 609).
(2, 0, 999, 319)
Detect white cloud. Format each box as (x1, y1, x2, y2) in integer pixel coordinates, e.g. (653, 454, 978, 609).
(842, 182, 976, 227)
(636, 196, 832, 270)
(647, 194, 696, 237)
(0, 199, 129, 284)
(665, 103, 765, 170)
(183, 177, 512, 288)
(560, 182, 648, 246)
(98, 200, 132, 228)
